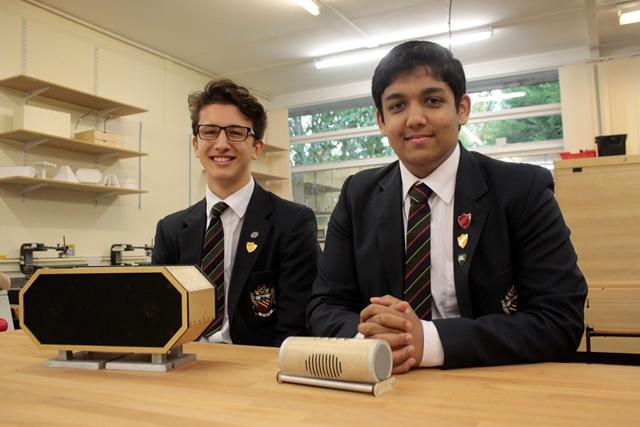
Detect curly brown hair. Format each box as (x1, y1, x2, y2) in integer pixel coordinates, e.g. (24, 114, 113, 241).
(189, 79, 267, 139)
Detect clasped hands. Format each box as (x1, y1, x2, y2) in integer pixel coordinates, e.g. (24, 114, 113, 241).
(358, 295, 423, 374)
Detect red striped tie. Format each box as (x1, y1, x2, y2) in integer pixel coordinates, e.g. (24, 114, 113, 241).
(201, 201, 228, 337)
(404, 182, 433, 320)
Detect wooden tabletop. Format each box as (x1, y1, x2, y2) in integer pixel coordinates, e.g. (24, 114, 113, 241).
(1, 331, 639, 426)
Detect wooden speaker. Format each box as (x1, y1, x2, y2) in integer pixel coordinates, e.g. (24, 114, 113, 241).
(19, 266, 214, 354)
(277, 337, 395, 395)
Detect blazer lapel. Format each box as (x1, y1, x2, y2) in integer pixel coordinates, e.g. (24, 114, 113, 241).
(179, 198, 207, 265)
(375, 163, 405, 298)
(453, 145, 488, 318)
(227, 184, 273, 321)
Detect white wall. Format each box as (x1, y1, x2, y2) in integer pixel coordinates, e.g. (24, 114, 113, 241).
(0, 0, 289, 271)
(560, 57, 640, 155)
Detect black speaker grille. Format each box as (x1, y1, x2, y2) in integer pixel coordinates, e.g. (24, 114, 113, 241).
(23, 272, 182, 348)
(304, 353, 343, 379)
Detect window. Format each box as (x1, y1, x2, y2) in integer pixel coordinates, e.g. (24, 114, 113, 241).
(289, 71, 564, 224)
(289, 100, 382, 167)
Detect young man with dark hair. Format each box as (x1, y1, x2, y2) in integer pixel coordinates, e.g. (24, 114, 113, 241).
(307, 41, 587, 371)
(153, 79, 320, 347)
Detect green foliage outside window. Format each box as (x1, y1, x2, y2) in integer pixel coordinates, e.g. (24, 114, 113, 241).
(289, 106, 376, 136)
(289, 81, 562, 167)
(461, 115, 563, 148)
(470, 82, 560, 113)
(290, 135, 393, 167)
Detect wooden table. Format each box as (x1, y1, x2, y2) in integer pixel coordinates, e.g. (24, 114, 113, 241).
(1, 331, 639, 426)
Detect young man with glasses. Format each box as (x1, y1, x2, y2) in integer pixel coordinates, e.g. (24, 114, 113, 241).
(153, 79, 320, 347)
(306, 41, 587, 371)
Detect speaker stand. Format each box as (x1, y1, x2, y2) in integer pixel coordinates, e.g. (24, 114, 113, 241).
(44, 351, 127, 369)
(104, 346, 196, 372)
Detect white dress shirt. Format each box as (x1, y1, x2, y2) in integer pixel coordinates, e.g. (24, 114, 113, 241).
(399, 143, 461, 367)
(202, 178, 255, 344)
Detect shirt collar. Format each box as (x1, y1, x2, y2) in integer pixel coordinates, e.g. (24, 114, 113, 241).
(205, 178, 255, 219)
(399, 143, 460, 205)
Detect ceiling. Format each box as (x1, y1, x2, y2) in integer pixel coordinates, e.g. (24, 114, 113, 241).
(32, 0, 640, 102)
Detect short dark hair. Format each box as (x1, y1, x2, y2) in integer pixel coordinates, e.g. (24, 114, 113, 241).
(189, 79, 267, 140)
(372, 41, 466, 117)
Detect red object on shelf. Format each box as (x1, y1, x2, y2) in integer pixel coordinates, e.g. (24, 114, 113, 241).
(560, 150, 596, 159)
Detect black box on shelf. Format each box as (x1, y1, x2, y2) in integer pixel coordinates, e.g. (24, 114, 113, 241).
(595, 134, 627, 157)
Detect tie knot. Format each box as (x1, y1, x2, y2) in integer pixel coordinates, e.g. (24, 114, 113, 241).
(210, 201, 228, 219)
(409, 182, 432, 205)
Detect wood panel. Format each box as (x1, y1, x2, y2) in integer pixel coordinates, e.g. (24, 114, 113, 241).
(581, 281, 640, 354)
(586, 282, 640, 330)
(2, 331, 640, 426)
(555, 155, 640, 282)
(555, 155, 640, 353)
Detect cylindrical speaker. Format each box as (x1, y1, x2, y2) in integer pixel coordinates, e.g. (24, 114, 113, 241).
(20, 265, 214, 353)
(277, 337, 394, 395)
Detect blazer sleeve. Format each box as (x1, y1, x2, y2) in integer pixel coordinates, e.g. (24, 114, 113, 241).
(434, 167, 587, 368)
(272, 205, 321, 346)
(306, 176, 363, 337)
(151, 218, 174, 265)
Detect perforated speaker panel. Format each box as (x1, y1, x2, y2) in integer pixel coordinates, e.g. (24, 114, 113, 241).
(22, 272, 182, 348)
(304, 353, 343, 379)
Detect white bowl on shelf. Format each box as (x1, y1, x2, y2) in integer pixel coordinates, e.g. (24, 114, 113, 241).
(76, 168, 103, 184)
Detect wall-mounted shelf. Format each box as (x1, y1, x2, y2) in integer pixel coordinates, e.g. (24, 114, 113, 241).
(263, 143, 288, 154)
(251, 171, 289, 182)
(303, 182, 341, 194)
(201, 169, 288, 182)
(0, 130, 147, 161)
(0, 75, 147, 117)
(0, 176, 146, 197)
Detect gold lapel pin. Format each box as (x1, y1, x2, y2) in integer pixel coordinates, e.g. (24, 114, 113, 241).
(246, 241, 257, 253)
(457, 233, 468, 249)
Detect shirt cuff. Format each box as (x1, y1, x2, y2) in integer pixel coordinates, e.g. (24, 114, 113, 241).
(419, 320, 444, 367)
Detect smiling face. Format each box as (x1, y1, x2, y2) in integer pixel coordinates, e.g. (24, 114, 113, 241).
(377, 66, 470, 179)
(193, 103, 263, 198)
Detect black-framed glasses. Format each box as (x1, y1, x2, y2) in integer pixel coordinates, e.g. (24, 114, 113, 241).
(195, 124, 255, 143)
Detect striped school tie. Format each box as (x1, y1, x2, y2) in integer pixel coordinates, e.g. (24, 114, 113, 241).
(201, 201, 228, 337)
(404, 182, 434, 320)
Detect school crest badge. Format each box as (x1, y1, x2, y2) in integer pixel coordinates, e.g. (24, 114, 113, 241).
(457, 212, 472, 230)
(500, 285, 518, 315)
(250, 285, 275, 317)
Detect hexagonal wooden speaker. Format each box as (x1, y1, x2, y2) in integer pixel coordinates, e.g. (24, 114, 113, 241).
(19, 266, 214, 354)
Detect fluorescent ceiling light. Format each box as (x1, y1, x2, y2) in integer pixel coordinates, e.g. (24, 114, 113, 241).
(294, 0, 320, 16)
(315, 47, 391, 69)
(619, 9, 640, 25)
(431, 29, 493, 47)
(314, 28, 493, 70)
